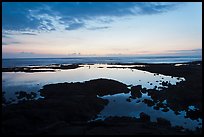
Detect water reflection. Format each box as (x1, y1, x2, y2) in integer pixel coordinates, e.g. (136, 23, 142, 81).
(2, 64, 184, 102)
(96, 92, 202, 130)
(2, 64, 201, 130)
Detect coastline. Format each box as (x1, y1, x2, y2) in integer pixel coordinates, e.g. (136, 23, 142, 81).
(2, 61, 202, 135)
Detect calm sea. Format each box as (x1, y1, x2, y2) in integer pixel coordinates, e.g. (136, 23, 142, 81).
(2, 56, 202, 68)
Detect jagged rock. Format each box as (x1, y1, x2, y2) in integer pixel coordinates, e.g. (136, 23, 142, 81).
(143, 99, 155, 107)
(130, 85, 142, 98)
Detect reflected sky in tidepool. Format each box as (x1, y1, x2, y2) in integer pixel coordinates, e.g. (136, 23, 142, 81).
(2, 64, 201, 130)
(2, 64, 184, 101)
(95, 92, 202, 130)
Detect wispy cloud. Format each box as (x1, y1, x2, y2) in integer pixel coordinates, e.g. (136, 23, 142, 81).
(20, 32, 37, 35)
(65, 22, 85, 30)
(2, 41, 21, 45)
(87, 26, 110, 30)
(165, 48, 202, 56)
(2, 2, 182, 32)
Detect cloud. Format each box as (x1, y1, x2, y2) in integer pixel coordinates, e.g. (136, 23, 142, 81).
(87, 26, 110, 30)
(165, 49, 202, 56)
(20, 32, 37, 35)
(2, 41, 21, 45)
(2, 2, 181, 32)
(2, 34, 11, 38)
(65, 22, 85, 30)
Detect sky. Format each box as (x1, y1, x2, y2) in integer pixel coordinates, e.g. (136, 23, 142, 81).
(2, 2, 202, 58)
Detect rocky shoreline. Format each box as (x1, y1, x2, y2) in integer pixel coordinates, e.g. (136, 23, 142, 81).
(2, 64, 81, 72)
(2, 61, 202, 135)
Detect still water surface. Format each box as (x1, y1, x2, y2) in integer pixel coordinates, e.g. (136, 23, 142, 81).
(2, 64, 201, 130)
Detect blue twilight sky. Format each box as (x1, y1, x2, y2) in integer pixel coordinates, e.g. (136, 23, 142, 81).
(2, 2, 202, 58)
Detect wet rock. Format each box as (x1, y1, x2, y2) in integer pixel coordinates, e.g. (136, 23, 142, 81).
(161, 108, 169, 112)
(141, 87, 147, 93)
(130, 85, 142, 98)
(86, 79, 130, 96)
(156, 118, 171, 127)
(161, 81, 168, 86)
(156, 102, 167, 109)
(185, 110, 202, 120)
(131, 85, 142, 91)
(2, 64, 81, 72)
(139, 112, 150, 122)
(143, 99, 155, 107)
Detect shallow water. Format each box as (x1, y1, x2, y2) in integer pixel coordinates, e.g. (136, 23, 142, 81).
(2, 64, 184, 101)
(2, 64, 201, 130)
(95, 92, 202, 130)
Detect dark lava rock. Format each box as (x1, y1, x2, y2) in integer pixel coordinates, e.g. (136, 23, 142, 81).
(2, 64, 81, 72)
(146, 89, 161, 101)
(58, 64, 80, 69)
(161, 108, 169, 112)
(156, 102, 167, 109)
(141, 88, 147, 93)
(40, 78, 129, 98)
(161, 81, 168, 86)
(143, 99, 155, 107)
(132, 61, 202, 116)
(16, 91, 37, 100)
(130, 85, 142, 98)
(185, 110, 202, 120)
(156, 118, 171, 127)
(139, 112, 150, 122)
(2, 78, 133, 134)
(131, 85, 142, 91)
(85, 79, 130, 96)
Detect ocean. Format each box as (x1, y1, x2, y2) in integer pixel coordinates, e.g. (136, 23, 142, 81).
(2, 55, 202, 68)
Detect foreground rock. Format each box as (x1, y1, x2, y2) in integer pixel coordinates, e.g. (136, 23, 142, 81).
(156, 118, 171, 127)
(2, 78, 200, 135)
(133, 61, 202, 120)
(2, 78, 130, 135)
(139, 112, 150, 122)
